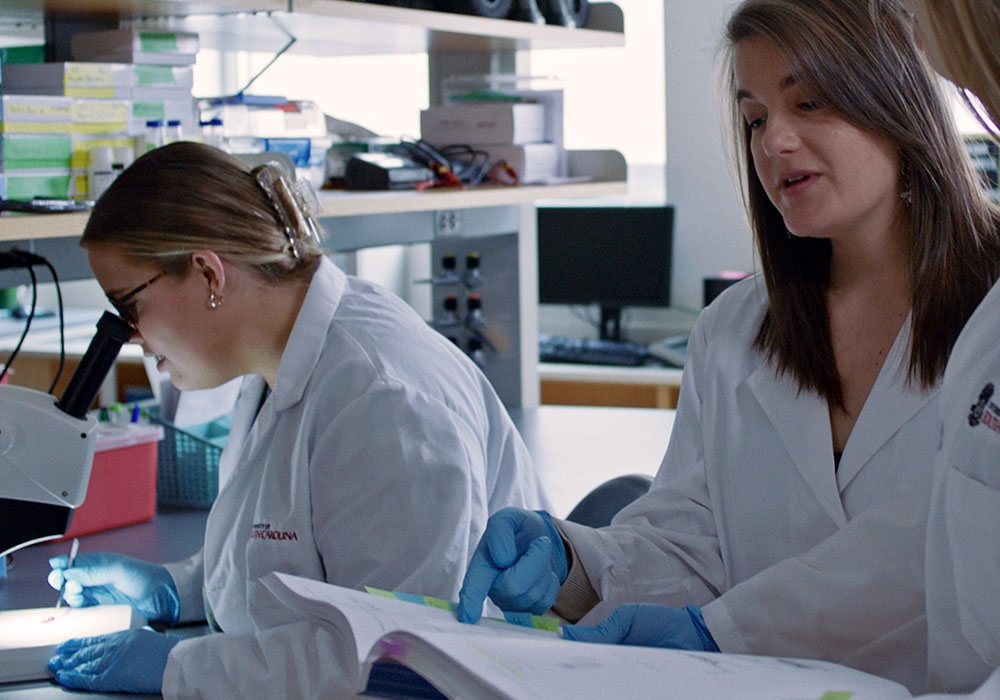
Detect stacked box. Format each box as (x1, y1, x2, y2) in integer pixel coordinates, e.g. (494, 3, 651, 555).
(420, 90, 567, 185)
(0, 95, 75, 199)
(71, 29, 199, 66)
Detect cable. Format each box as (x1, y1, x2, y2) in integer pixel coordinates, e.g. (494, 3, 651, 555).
(42, 258, 65, 394)
(0, 250, 64, 392)
(0, 263, 37, 384)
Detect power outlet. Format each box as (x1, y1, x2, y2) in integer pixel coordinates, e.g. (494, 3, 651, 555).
(436, 210, 461, 235)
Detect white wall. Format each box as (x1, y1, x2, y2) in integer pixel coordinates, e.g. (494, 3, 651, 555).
(663, 0, 754, 312)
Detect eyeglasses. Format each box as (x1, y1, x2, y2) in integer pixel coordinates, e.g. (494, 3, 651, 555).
(107, 271, 167, 328)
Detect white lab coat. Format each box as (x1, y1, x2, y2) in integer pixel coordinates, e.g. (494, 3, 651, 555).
(160, 257, 550, 698)
(558, 276, 938, 693)
(925, 277, 1000, 693)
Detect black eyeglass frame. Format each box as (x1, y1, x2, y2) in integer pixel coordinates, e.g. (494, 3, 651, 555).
(106, 271, 167, 327)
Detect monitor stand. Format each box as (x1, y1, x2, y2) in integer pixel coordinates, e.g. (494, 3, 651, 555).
(599, 305, 623, 342)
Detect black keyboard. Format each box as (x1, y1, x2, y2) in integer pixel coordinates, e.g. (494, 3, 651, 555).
(539, 334, 650, 367)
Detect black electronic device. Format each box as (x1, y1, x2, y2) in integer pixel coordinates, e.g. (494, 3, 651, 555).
(539, 334, 650, 367)
(344, 152, 435, 191)
(537, 205, 674, 341)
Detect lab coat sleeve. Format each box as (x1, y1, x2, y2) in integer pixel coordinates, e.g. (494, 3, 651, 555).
(558, 310, 727, 621)
(308, 381, 487, 603)
(700, 485, 928, 685)
(163, 551, 206, 624)
(162, 623, 357, 699)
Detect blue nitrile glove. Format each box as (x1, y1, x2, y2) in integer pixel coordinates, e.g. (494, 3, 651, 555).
(563, 603, 720, 651)
(48, 628, 181, 694)
(457, 508, 568, 623)
(48, 552, 180, 625)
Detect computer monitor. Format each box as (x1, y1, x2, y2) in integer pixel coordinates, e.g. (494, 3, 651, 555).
(537, 205, 674, 341)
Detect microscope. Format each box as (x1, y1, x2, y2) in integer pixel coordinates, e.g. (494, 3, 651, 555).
(0, 311, 134, 557)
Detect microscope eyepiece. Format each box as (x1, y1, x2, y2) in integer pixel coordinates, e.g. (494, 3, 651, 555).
(55, 312, 134, 419)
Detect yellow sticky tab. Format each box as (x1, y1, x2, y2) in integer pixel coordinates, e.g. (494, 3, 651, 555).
(818, 692, 854, 700)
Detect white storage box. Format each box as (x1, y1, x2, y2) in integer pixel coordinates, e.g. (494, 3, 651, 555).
(420, 103, 546, 146)
(471, 142, 562, 184)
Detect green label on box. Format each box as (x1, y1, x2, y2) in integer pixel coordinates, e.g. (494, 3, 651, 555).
(4, 173, 72, 199)
(132, 102, 166, 120)
(139, 33, 179, 52)
(2, 134, 72, 161)
(135, 65, 177, 86)
(0, 45, 46, 65)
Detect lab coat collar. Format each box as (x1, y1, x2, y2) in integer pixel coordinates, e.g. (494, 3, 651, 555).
(747, 359, 844, 525)
(746, 314, 933, 525)
(270, 256, 346, 413)
(834, 314, 936, 489)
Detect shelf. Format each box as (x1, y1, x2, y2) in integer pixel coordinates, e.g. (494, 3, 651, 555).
(0, 180, 625, 243)
(0, 1, 624, 57)
(1, 149, 625, 243)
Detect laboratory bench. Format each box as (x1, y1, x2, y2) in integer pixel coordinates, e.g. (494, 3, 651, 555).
(539, 362, 684, 409)
(0, 404, 674, 698)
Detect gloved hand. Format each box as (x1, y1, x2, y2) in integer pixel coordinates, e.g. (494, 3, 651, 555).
(457, 508, 568, 623)
(48, 628, 181, 694)
(48, 552, 180, 625)
(563, 603, 720, 651)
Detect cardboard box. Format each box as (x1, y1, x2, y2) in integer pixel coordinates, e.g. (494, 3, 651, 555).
(420, 103, 546, 145)
(60, 422, 164, 539)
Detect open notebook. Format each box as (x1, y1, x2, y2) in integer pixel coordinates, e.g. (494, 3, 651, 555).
(260, 572, 917, 700)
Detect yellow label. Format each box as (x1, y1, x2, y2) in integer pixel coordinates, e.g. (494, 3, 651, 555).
(64, 64, 114, 87)
(71, 123, 128, 135)
(72, 101, 128, 123)
(0, 122, 70, 134)
(4, 103, 73, 120)
(64, 87, 117, 99)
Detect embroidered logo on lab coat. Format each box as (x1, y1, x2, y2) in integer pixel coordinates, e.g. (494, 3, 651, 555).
(249, 522, 299, 541)
(968, 382, 1000, 436)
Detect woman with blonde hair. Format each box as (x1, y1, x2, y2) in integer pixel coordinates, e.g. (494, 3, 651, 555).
(44, 141, 550, 697)
(456, 0, 1000, 692)
(901, 0, 1000, 693)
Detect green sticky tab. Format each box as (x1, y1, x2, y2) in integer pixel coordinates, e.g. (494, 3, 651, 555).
(501, 611, 561, 634)
(422, 595, 457, 612)
(140, 33, 179, 52)
(818, 692, 854, 700)
(364, 586, 397, 599)
(529, 614, 560, 633)
(135, 65, 177, 86)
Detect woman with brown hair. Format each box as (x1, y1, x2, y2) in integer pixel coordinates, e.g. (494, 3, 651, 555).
(456, 0, 1000, 692)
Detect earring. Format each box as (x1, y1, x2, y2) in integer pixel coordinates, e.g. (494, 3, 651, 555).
(900, 163, 913, 206)
(208, 291, 223, 309)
